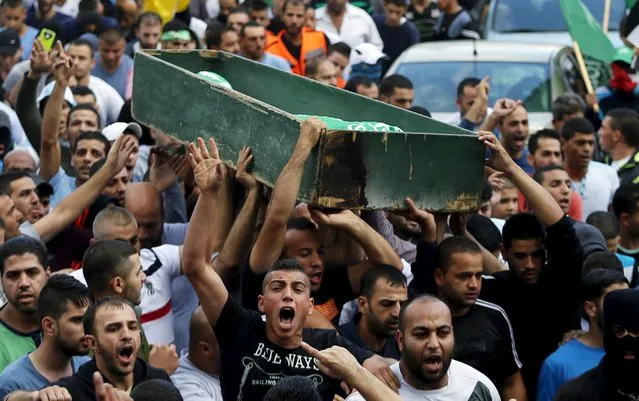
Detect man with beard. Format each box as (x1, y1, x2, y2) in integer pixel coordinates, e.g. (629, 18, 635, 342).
(497, 105, 532, 174)
(433, 236, 526, 401)
(0, 275, 91, 399)
(240, 22, 291, 72)
(0, 237, 50, 371)
(339, 265, 407, 359)
(265, 0, 329, 76)
(537, 268, 628, 401)
(555, 288, 639, 400)
(562, 118, 619, 220)
(183, 132, 395, 400)
(25, 0, 72, 29)
(45, 297, 170, 400)
(346, 295, 500, 401)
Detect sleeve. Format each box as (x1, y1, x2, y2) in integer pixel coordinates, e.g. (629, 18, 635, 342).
(361, 211, 416, 263)
(162, 180, 188, 223)
(331, 331, 375, 363)
(408, 22, 420, 44)
(458, 118, 477, 131)
(407, 241, 438, 296)
(493, 305, 522, 378)
(537, 358, 562, 401)
(15, 73, 43, 155)
(103, 83, 125, 126)
(172, 380, 220, 401)
(214, 296, 261, 347)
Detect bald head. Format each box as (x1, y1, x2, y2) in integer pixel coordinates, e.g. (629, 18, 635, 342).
(3, 150, 36, 174)
(188, 306, 220, 374)
(189, 306, 215, 348)
(125, 182, 163, 249)
(399, 295, 450, 331)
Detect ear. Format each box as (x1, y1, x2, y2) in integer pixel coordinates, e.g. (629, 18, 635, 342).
(111, 277, 125, 296)
(308, 297, 314, 316)
(45, 267, 51, 279)
(89, 238, 95, 245)
(357, 295, 367, 314)
(434, 268, 444, 287)
(85, 334, 97, 350)
(584, 300, 597, 319)
(41, 316, 56, 336)
(396, 329, 404, 353)
(527, 153, 534, 169)
(257, 295, 265, 314)
(199, 341, 211, 357)
(620, 212, 630, 228)
(560, 137, 567, 150)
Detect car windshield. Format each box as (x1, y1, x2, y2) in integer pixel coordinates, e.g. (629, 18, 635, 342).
(394, 61, 551, 113)
(494, 0, 624, 33)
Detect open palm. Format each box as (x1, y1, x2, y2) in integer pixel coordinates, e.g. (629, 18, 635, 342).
(188, 137, 226, 193)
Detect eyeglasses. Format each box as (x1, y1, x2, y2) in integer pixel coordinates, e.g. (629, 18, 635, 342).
(612, 326, 639, 338)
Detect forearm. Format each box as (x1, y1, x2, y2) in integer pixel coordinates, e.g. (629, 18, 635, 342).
(464, 231, 504, 274)
(503, 372, 527, 401)
(16, 75, 43, 155)
(162, 180, 188, 223)
(183, 191, 219, 275)
(349, 367, 402, 401)
(39, 83, 65, 180)
(5, 390, 35, 401)
(208, 174, 233, 259)
(214, 187, 260, 281)
(479, 113, 499, 132)
(347, 218, 402, 269)
(362, 211, 416, 262)
(507, 163, 563, 226)
(249, 145, 312, 272)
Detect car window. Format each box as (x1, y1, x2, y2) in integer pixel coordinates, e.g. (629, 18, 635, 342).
(493, 0, 624, 33)
(394, 61, 551, 113)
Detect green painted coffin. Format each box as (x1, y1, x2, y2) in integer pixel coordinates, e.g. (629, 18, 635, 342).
(131, 50, 486, 211)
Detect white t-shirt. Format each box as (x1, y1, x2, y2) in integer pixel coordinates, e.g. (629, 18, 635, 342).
(315, 4, 383, 50)
(70, 244, 182, 345)
(346, 360, 501, 401)
(570, 161, 619, 221)
(87, 76, 125, 127)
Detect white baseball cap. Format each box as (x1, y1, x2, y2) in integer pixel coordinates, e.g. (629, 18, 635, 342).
(37, 81, 77, 107)
(102, 122, 143, 142)
(350, 43, 388, 66)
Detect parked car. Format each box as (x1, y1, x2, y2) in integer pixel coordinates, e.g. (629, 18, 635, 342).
(386, 40, 605, 132)
(482, 0, 625, 47)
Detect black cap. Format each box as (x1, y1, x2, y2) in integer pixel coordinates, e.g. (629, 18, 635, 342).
(0, 29, 20, 55)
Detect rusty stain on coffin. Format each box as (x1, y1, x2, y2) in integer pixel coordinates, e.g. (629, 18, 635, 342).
(445, 193, 480, 212)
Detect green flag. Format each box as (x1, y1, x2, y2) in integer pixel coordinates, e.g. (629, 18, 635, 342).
(627, 0, 637, 9)
(561, 0, 615, 87)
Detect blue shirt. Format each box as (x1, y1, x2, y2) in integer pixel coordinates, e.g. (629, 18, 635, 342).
(47, 167, 77, 208)
(92, 54, 133, 99)
(537, 339, 604, 401)
(25, 8, 73, 30)
(59, 17, 118, 43)
(259, 53, 292, 73)
(372, 15, 419, 62)
(0, 354, 90, 399)
(617, 252, 636, 286)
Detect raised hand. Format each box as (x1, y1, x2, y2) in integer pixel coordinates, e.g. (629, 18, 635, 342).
(30, 38, 53, 76)
(402, 198, 436, 242)
(492, 98, 521, 119)
(478, 131, 517, 175)
(298, 117, 326, 151)
(50, 41, 73, 86)
(300, 342, 362, 383)
(105, 135, 136, 175)
(148, 344, 179, 375)
(309, 208, 356, 230)
(188, 137, 226, 194)
(94, 372, 133, 401)
(149, 152, 181, 192)
(235, 146, 259, 191)
(31, 386, 72, 401)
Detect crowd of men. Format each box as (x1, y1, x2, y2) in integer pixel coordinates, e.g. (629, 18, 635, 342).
(0, 0, 636, 400)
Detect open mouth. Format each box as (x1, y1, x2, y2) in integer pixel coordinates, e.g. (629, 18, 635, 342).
(309, 272, 322, 285)
(424, 355, 442, 372)
(117, 344, 135, 364)
(279, 307, 295, 329)
(624, 351, 636, 360)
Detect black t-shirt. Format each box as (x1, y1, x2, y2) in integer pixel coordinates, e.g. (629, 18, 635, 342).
(241, 264, 356, 325)
(452, 300, 521, 391)
(433, 9, 479, 41)
(405, 2, 440, 42)
(338, 320, 401, 360)
(214, 296, 374, 401)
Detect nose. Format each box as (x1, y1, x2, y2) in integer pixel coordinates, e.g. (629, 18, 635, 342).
(468, 275, 479, 290)
(18, 273, 30, 289)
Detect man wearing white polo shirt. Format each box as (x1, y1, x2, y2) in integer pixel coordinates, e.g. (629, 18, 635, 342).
(315, 0, 383, 49)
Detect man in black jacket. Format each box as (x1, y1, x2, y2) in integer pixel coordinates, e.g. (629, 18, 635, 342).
(41, 297, 170, 401)
(555, 288, 639, 401)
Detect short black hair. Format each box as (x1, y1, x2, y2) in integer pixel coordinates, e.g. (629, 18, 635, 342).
(0, 236, 49, 275)
(328, 42, 351, 58)
(70, 38, 96, 55)
(37, 274, 91, 325)
(82, 240, 138, 295)
(612, 184, 639, 219)
(83, 296, 136, 336)
(456, 77, 480, 98)
(131, 379, 183, 401)
(466, 214, 502, 253)
(480, 181, 492, 203)
(249, 0, 269, 11)
(399, 294, 443, 331)
(137, 11, 162, 26)
(533, 164, 565, 184)
(552, 93, 585, 122)
(607, 108, 639, 148)
(100, 27, 125, 44)
(528, 129, 560, 155)
(229, 6, 250, 17)
(1, 0, 24, 9)
(561, 117, 595, 141)
(0, 171, 33, 196)
(263, 376, 321, 401)
(435, 236, 481, 272)
(286, 217, 316, 232)
(379, 74, 413, 98)
(344, 75, 375, 93)
(262, 258, 307, 293)
(73, 131, 110, 153)
(580, 268, 628, 305)
(281, 0, 305, 13)
(240, 20, 263, 36)
(71, 85, 96, 99)
(582, 251, 623, 274)
(586, 211, 620, 240)
(206, 25, 235, 48)
(360, 264, 407, 299)
(410, 106, 431, 117)
(502, 213, 546, 250)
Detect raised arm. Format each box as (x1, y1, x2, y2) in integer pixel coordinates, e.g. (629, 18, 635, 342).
(479, 132, 564, 226)
(214, 147, 262, 281)
(34, 135, 136, 243)
(248, 117, 325, 273)
(39, 41, 68, 181)
(311, 209, 402, 294)
(182, 137, 228, 327)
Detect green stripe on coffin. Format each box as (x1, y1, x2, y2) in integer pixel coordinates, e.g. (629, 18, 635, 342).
(131, 50, 486, 211)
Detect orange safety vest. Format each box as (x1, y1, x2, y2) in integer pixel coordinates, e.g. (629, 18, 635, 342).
(337, 75, 345, 88)
(265, 30, 276, 48)
(265, 28, 327, 76)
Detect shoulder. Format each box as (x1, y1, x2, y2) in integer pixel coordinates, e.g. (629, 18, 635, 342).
(474, 299, 514, 324)
(0, 355, 31, 381)
(143, 245, 180, 267)
(347, 4, 373, 19)
(543, 340, 579, 368)
(449, 360, 500, 398)
(555, 366, 600, 398)
(589, 161, 618, 175)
